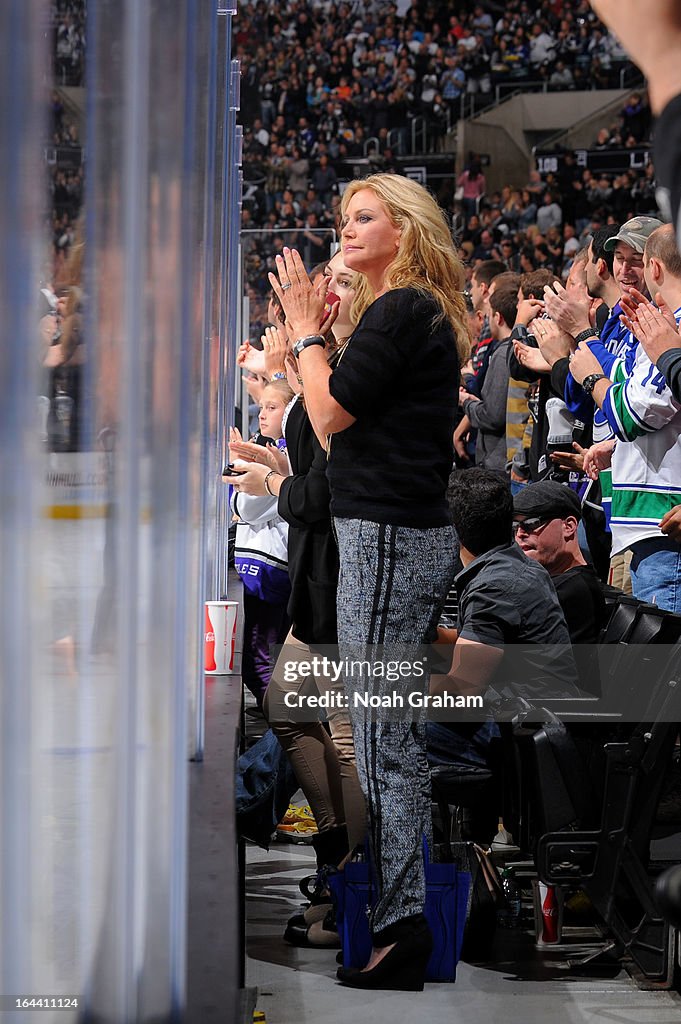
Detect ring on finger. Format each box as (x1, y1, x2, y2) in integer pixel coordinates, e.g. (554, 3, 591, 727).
(281, 282, 292, 291)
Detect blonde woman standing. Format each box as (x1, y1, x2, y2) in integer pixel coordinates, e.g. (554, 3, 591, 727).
(271, 174, 470, 991)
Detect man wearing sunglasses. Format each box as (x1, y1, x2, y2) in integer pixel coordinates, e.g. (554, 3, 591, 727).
(513, 480, 606, 649)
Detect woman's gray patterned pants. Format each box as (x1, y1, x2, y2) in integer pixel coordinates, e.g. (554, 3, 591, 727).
(334, 517, 458, 943)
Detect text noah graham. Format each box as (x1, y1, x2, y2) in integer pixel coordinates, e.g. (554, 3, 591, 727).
(283, 691, 484, 710)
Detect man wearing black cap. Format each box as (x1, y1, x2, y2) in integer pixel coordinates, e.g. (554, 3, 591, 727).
(513, 481, 606, 646)
(431, 470, 579, 707)
(427, 470, 580, 792)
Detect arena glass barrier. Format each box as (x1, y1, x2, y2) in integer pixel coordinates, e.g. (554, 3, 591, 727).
(1, 0, 241, 1019)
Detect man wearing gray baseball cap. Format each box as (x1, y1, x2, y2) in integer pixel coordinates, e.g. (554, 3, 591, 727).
(602, 216, 664, 300)
(603, 216, 665, 256)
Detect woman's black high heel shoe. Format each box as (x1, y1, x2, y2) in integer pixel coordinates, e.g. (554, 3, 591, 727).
(336, 918, 432, 991)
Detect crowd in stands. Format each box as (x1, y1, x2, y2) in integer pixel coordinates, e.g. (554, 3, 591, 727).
(40, 7, 86, 452)
(237, 1, 650, 331)
(231, 182, 681, 979)
(51, 0, 86, 87)
(157, 0, 681, 981)
(237, 0, 634, 171)
(234, 2, 681, 646)
(457, 215, 681, 614)
(48, 90, 84, 270)
(47, 1, 85, 275)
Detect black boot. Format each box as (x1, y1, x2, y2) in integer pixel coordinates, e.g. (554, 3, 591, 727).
(311, 824, 349, 869)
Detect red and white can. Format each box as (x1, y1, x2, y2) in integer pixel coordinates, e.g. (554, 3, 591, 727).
(204, 601, 238, 674)
(532, 880, 564, 945)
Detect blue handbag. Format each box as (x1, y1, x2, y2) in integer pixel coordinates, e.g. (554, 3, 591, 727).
(327, 839, 471, 982)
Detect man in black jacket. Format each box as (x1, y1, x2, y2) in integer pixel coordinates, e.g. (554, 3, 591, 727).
(513, 480, 606, 650)
(427, 470, 579, 779)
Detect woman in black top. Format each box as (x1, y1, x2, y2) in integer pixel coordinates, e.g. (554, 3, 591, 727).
(270, 173, 470, 991)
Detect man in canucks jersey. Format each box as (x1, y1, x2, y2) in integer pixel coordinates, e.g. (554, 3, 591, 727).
(569, 223, 681, 612)
(545, 218, 661, 591)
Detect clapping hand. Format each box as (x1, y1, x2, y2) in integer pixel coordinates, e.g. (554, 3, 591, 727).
(237, 340, 266, 375)
(459, 385, 478, 406)
(569, 342, 605, 387)
(582, 438, 616, 480)
(261, 324, 290, 378)
(513, 339, 551, 373)
(515, 298, 544, 327)
(532, 317, 575, 367)
(620, 288, 681, 364)
(543, 280, 593, 337)
(228, 426, 289, 475)
(550, 441, 587, 473)
(269, 247, 338, 339)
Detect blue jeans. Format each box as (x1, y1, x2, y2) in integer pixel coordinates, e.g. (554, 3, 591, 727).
(629, 536, 681, 613)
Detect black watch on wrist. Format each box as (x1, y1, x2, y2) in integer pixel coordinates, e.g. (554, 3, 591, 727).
(574, 327, 599, 346)
(293, 333, 325, 357)
(581, 372, 608, 396)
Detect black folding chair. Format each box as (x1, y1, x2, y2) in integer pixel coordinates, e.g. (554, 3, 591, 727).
(535, 639, 681, 982)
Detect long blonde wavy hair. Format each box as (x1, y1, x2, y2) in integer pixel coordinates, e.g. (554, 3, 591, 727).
(340, 174, 471, 363)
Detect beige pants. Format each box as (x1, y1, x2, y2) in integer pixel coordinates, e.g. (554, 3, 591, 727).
(263, 631, 366, 849)
(608, 549, 633, 594)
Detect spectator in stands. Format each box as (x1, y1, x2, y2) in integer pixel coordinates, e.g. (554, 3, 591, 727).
(631, 162, 659, 217)
(621, 91, 651, 143)
(536, 190, 563, 235)
(469, 258, 507, 326)
(524, 168, 544, 201)
(593, 127, 615, 150)
(513, 481, 606, 646)
(272, 173, 469, 992)
(460, 285, 517, 472)
(555, 17, 581, 65)
(472, 228, 496, 263)
(509, 268, 566, 480)
(457, 157, 486, 225)
(562, 223, 580, 263)
(568, 221, 681, 612)
(549, 60, 575, 90)
(286, 146, 310, 199)
(510, 25, 531, 72)
(516, 188, 538, 230)
(543, 223, 636, 583)
(430, 469, 578, 707)
(528, 22, 557, 70)
(310, 154, 338, 206)
(440, 55, 467, 111)
(460, 34, 492, 98)
(471, 4, 494, 42)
